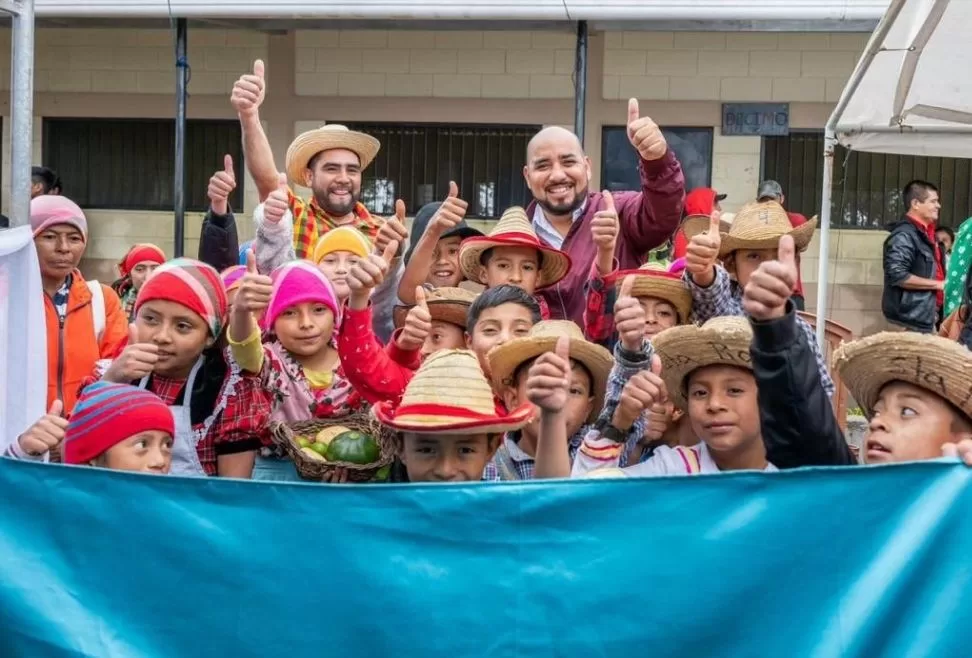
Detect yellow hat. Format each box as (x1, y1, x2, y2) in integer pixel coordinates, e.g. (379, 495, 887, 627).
(312, 226, 373, 264)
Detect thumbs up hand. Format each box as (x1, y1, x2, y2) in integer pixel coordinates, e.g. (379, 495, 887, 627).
(396, 286, 433, 353)
(626, 98, 667, 161)
(103, 324, 160, 383)
(375, 200, 410, 257)
(429, 181, 469, 237)
(237, 249, 274, 315)
(612, 355, 668, 436)
(743, 234, 798, 322)
(348, 239, 399, 310)
(527, 335, 572, 414)
(208, 154, 237, 216)
(230, 59, 266, 117)
(264, 173, 290, 225)
(17, 400, 69, 458)
(685, 210, 723, 287)
(592, 190, 620, 275)
(614, 275, 648, 352)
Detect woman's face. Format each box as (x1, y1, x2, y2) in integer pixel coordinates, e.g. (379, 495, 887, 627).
(130, 262, 160, 291)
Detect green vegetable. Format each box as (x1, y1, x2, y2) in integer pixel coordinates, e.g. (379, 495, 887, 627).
(297, 437, 312, 448)
(310, 442, 329, 457)
(372, 464, 392, 482)
(325, 430, 380, 465)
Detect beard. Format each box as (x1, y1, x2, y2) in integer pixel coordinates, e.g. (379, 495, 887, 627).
(313, 185, 359, 217)
(536, 185, 588, 216)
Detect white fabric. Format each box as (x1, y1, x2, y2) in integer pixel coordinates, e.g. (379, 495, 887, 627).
(86, 279, 105, 341)
(0, 227, 48, 448)
(834, 0, 972, 157)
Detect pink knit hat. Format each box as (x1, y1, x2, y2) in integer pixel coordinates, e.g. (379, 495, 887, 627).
(30, 195, 88, 241)
(262, 260, 342, 332)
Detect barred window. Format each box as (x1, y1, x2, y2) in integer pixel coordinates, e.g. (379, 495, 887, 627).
(601, 126, 714, 193)
(340, 122, 540, 219)
(762, 131, 972, 229)
(43, 118, 244, 212)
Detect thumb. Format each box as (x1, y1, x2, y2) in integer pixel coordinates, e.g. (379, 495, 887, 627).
(49, 399, 64, 417)
(253, 59, 265, 79)
(277, 172, 288, 191)
(555, 334, 570, 363)
(619, 274, 635, 299)
(395, 199, 406, 222)
(223, 154, 234, 175)
(709, 210, 722, 235)
(128, 322, 139, 345)
(650, 353, 662, 376)
(246, 248, 258, 274)
(778, 234, 796, 269)
(415, 286, 428, 309)
(382, 239, 399, 264)
(447, 181, 458, 199)
(627, 98, 640, 125)
(602, 190, 616, 214)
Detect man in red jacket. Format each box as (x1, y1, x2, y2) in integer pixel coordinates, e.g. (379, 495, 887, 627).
(757, 180, 809, 310)
(523, 98, 685, 325)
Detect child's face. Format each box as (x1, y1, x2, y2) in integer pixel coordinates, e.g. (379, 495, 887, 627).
(318, 250, 361, 301)
(731, 249, 777, 287)
(866, 381, 972, 463)
(135, 300, 214, 378)
(130, 262, 160, 291)
(95, 431, 173, 474)
(401, 432, 500, 482)
(505, 361, 593, 444)
(685, 365, 761, 454)
(481, 246, 540, 294)
(466, 302, 536, 374)
(421, 320, 466, 360)
(430, 236, 463, 288)
(273, 302, 336, 358)
(638, 296, 679, 339)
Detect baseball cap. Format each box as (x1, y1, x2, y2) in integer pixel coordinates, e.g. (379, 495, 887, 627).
(757, 180, 784, 201)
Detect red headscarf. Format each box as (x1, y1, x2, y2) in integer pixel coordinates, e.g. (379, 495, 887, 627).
(673, 188, 724, 259)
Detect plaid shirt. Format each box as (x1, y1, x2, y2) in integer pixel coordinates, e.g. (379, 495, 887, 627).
(482, 428, 587, 481)
(150, 371, 269, 476)
(52, 275, 72, 321)
(684, 266, 835, 398)
(536, 294, 551, 321)
(289, 188, 383, 260)
(583, 261, 617, 349)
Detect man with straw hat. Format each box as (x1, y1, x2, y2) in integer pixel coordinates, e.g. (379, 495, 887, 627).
(230, 60, 392, 260)
(681, 199, 835, 398)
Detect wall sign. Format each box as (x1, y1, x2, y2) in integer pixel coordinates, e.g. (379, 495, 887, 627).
(722, 103, 790, 136)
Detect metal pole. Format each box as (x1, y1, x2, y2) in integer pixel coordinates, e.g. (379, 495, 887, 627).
(9, 0, 34, 228)
(173, 17, 188, 257)
(815, 129, 836, 348)
(573, 21, 588, 147)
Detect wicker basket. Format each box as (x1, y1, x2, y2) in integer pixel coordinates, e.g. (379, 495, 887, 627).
(270, 412, 396, 483)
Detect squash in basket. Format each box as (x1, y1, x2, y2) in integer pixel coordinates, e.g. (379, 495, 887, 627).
(325, 430, 380, 465)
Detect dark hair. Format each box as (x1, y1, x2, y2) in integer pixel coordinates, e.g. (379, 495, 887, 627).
(937, 226, 955, 241)
(511, 355, 593, 391)
(903, 180, 938, 210)
(480, 246, 544, 268)
(31, 166, 58, 194)
(466, 284, 542, 334)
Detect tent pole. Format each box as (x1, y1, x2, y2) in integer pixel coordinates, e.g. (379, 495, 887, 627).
(573, 21, 588, 147)
(815, 129, 836, 348)
(9, 0, 34, 228)
(173, 17, 188, 258)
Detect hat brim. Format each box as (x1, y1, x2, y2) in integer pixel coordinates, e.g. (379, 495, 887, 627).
(606, 268, 692, 324)
(459, 235, 572, 290)
(372, 400, 535, 435)
(719, 217, 818, 257)
(286, 128, 380, 184)
(835, 332, 972, 420)
(393, 299, 472, 330)
(486, 335, 614, 423)
(681, 214, 732, 239)
(651, 322, 754, 410)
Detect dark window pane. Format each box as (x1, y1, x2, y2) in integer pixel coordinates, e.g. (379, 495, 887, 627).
(43, 118, 244, 212)
(762, 132, 972, 229)
(339, 122, 540, 220)
(601, 126, 713, 192)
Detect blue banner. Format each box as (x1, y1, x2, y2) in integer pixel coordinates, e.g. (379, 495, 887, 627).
(1, 458, 970, 657)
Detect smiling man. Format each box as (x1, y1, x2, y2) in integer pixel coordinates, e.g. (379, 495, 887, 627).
(523, 99, 685, 325)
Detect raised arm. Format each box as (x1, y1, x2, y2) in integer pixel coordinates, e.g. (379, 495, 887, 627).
(231, 60, 279, 202)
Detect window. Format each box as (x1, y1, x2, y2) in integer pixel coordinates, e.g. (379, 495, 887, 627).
(340, 122, 540, 219)
(762, 132, 972, 229)
(43, 118, 244, 212)
(601, 127, 713, 193)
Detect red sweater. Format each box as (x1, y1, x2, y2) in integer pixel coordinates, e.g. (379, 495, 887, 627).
(337, 305, 422, 406)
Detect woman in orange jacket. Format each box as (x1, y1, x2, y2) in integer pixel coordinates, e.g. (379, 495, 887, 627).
(31, 195, 128, 415)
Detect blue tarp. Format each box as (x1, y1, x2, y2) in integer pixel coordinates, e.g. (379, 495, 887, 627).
(1, 457, 970, 657)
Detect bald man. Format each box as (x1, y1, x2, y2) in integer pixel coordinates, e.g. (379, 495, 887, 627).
(522, 99, 685, 325)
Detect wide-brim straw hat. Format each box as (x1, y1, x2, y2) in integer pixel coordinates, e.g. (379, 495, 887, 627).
(373, 349, 535, 435)
(285, 124, 381, 184)
(652, 316, 754, 410)
(605, 263, 692, 324)
(392, 286, 479, 330)
(486, 320, 614, 423)
(682, 201, 818, 258)
(458, 206, 571, 290)
(834, 332, 972, 420)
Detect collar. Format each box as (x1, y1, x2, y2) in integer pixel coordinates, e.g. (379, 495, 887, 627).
(533, 199, 588, 226)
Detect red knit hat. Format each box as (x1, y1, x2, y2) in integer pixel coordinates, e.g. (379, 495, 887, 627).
(63, 382, 175, 465)
(135, 258, 228, 337)
(120, 243, 166, 277)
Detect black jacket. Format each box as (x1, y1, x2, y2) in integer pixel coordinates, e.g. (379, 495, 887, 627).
(882, 217, 942, 333)
(751, 306, 856, 469)
(198, 206, 239, 273)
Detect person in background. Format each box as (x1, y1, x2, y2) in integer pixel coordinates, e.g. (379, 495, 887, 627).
(756, 180, 809, 310)
(112, 243, 166, 321)
(944, 218, 972, 319)
(31, 166, 60, 199)
(882, 179, 945, 333)
(32, 195, 128, 415)
(199, 154, 241, 273)
(671, 187, 726, 260)
(937, 225, 955, 270)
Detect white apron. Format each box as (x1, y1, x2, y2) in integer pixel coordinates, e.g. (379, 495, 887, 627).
(140, 357, 206, 477)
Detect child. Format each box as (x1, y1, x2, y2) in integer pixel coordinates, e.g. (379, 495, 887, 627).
(102, 258, 268, 478)
(10, 382, 175, 473)
(113, 243, 166, 320)
(458, 206, 571, 320)
(392, 287, 479, 360)
(373, 349, 534, 483)
(682, 200, 834, 397)
(464, 284, 543, 376)
(482, 320, 613, 480)
(313, 226, 372, 302)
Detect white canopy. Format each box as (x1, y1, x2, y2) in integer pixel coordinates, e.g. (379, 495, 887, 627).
(833, 0, 972, 157)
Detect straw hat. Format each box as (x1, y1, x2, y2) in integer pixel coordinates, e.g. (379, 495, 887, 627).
(486, 320, 614, 423)
(458, 207, 572, 290)
(834, 332, 972, 420)
(285, 124, 381, 184)
(605, 262, 692, 324)
(681, 201, 817, 257)
(373, 349, 535, 435)
(652, 316, 754, 410)
(392, 286, 479, 330)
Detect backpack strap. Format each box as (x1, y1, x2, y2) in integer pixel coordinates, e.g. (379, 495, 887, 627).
(673, 446, 702, 474)
(86, 280, 105, 342)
